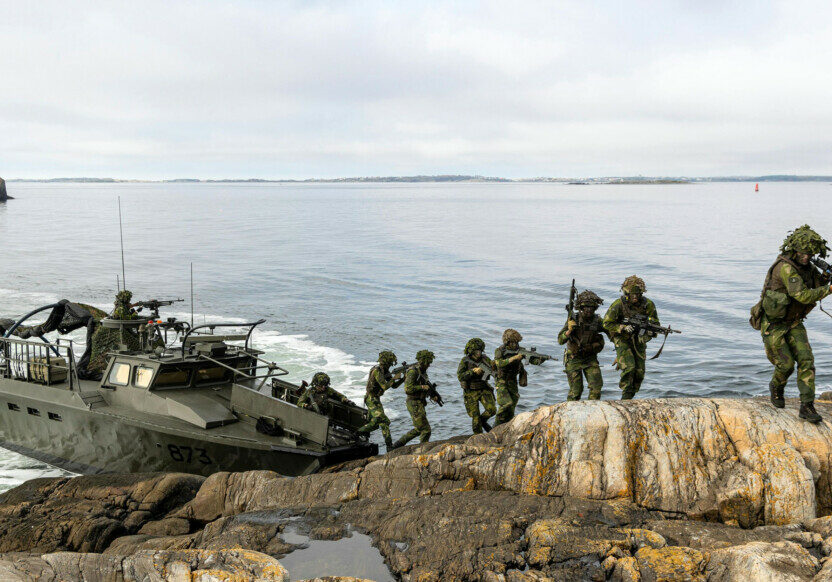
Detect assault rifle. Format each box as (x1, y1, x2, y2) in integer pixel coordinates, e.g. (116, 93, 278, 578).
(133, 298, 184, 319)
(503, 347, 556, 363)
(810, 258, 832, 320)
(473, 359, 494, 380)
(812, 257, 832, 282)
(620, 314, 681, 360)
(566, 278, 577, 321)
(390, 362, 444, 405)
(391, 362, 414, 376)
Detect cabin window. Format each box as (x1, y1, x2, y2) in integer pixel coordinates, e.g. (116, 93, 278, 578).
(27, 407, 40, 416)
(154, 368, 191, 388)
(195, 366, 229, 385)
(108, 363, 131, 386)
(7, 403, 19, 411)
(134, 366, 154, 389)
(48, 412, 62, 421)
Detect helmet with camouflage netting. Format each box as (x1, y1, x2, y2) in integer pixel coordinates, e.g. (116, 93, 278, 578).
(464, 337, 485, 354)
(621, 276, 646, 294)
(781, 225, 829, 258)
(416, 349, 435, 365)
(575, 290, 603, 309)
(502, 328, 523, 343)
(378, 351, 397, 366)
(311, 372, 331, 387)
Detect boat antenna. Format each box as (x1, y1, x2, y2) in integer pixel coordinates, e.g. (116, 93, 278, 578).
(190, 262, 194, 327)
(116, 274, 120, 292)
(118, 196, 127, 289)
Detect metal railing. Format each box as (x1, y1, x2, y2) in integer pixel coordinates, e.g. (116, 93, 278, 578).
(0, 336, 79, 389)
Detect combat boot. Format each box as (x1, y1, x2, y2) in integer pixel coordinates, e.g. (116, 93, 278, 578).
(799, 402, 823, 424)
(480, 417, 492, 432)
(769, 382, 785, 409)
(384, 436, 393, 450)
(621, 390, 636, 400)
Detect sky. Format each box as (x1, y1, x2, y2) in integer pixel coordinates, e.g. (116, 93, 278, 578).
(1, 0, 830, 179)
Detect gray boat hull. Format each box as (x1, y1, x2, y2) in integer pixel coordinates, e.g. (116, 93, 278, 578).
(0, 386, 375, 477)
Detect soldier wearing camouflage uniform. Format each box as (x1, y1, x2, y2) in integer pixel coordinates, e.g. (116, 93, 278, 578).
(356, 351, 405, 449)
(457, 338, 496, 434)
(390, 349, 438, 449)
(493, 329, 541, 426)
(297, 372, 353, 415)
(757, 225, 832, 423)
(558, 290, 606, 400)
(88, 290, 142, 376)
(603, 276, 659, 400)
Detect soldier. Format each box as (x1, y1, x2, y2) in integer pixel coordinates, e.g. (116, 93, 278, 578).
(756, 225, 832, 423)
(493, 329, 542, 426)
(457, 338, 496, 434)
(558, 290, 606, 400)
(297, 372, 354, 415)
(356, 351, 405, 449)
(88, 290, 143, 376)
(390, 349, 439, 449)
(603, 276, 659, 400)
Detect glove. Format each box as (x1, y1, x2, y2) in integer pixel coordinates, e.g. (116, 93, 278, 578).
(509, 353, 524, 363)
(566, 319, 577, 336)
(622, 325, 635, 334)
(472, 367, 483, 375)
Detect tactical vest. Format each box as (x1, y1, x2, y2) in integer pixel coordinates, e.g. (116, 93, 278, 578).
(405, 367, 430, 399)
(566, 314, 604, 356)
(306, 387, 332, 414)
(493, 345, 522, 380)
(365, 365, 390, 398)
(459, 355, 491, 391)
(763, 255, 823, 323)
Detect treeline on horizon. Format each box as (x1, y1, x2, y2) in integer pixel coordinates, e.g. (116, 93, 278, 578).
(6, 175, 832, 183)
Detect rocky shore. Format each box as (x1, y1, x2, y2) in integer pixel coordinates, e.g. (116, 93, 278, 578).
(0, 177, 10, 201)
(2, 396, 832, 580)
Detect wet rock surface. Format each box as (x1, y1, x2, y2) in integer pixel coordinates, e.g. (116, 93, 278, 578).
(2, 397, 832, 580)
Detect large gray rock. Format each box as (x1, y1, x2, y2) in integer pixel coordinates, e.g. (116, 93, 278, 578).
(2, 397, 832, 580)
(0, 177, 8, 201)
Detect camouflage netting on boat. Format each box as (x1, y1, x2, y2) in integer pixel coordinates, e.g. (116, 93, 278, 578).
(0, 300, 111, 379)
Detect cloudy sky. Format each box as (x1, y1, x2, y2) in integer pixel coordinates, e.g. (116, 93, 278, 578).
(1, 1, 830, 179)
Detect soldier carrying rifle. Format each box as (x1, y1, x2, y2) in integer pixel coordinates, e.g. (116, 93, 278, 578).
(457, 337, 496, 434)
(493, 329, 553, 426)
(558, 283, 607, 401)
(603, 276, 677, 400)
(390, 350, 443, 449)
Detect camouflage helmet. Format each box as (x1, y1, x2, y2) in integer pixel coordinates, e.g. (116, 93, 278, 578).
(464, 337, 485, 354)
(621, 276, 646, 294)
(115, 290, 133, 304)
(378, 350, 397, 366)
(502, 328, 522, 343)
(416, 349, 435, 365)
(575, 290, 603, 309)
(311, 372, 330, 387)
(781, 225, 829, 258)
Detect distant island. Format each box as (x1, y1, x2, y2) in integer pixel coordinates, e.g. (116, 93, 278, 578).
(6, 175, 832, 184)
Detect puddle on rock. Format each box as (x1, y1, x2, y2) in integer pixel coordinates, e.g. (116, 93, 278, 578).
(278, 526, 395, 582)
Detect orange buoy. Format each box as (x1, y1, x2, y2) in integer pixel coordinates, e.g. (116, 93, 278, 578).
(755, 183, 759, 192)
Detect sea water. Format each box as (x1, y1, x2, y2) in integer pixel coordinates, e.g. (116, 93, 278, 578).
(1, 180, 830, 490)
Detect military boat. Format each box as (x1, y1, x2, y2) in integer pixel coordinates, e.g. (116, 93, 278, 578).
(0, 301, 377, 477)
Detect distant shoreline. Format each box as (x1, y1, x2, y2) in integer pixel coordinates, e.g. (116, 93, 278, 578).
(6, 175, 831, 184)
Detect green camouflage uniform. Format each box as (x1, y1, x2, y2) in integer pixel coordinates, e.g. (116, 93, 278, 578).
(760, 255, 831, 404)
(493, 329, 539, 426)
(357, 361, 403, 446)
(297, 374, 351, 415)
(393, 355, 435, 447)
(558, 312, 606, 401)
(88, 291, 142, 375)
(603, 290, 659, 400)
(457, 339, 496, 434)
